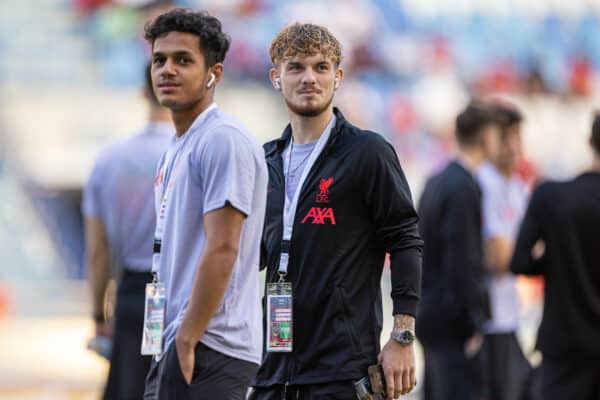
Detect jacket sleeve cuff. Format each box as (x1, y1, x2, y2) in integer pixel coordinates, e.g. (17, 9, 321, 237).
(389, 247, 422, 318)
(392, 298, 418, 318)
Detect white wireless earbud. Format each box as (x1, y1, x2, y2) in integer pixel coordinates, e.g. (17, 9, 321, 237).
(274, 78, 281, 90)
(206, 73, 216, 88)
(334, 77, 340, 89)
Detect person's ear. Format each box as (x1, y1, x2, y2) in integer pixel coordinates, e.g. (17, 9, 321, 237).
(206, 64, 223, 89)
(334, 68, 344, 90)
(269, 68, 281, 91)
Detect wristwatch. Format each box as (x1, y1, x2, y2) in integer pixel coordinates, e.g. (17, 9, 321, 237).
(390, 329, 415, 346)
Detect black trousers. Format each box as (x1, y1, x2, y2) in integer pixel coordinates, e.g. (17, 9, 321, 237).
(422, 339, 474, 400)
(144, 341, 258, 400)
(103, 269, 153, 400)
(249, 381, 356, 400)
(536, 355, 600, 400)
(470, 332, 532, 400)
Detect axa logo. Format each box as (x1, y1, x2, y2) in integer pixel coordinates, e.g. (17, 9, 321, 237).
(316, 177, 333, 203)
(301, 207, 336, 225)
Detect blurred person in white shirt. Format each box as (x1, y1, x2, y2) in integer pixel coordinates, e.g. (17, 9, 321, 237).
(474, 100, 532, 400)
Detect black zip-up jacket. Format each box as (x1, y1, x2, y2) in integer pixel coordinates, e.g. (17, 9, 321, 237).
(510, 172, 600, 364)
(254, 108, 423, 387)
(416, 161, 490, 345)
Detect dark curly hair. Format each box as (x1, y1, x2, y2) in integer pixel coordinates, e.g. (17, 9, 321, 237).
(144, 8, 231, 68)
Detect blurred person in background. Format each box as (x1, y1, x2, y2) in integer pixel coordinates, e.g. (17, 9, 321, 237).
(251, 23, 423, 400)
(417, 101, 501, 400)
(509, 113, 600, 400)
(475, 101, 532, 400)
(143, 9, 267, 400)
(82, 63, 172, 400)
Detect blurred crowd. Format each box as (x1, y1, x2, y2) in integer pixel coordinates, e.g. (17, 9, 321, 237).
(0, 0, 597, 280)
(76, 0, 600, 97)
(0, 1, 598, 397)
(68, 0, 600, 183)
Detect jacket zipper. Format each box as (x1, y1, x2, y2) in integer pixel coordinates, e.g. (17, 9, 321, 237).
(267, 130, 338, 391)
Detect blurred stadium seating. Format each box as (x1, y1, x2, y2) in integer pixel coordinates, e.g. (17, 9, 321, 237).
(1, 0, 595, 274)
(0, 0, 591, 396)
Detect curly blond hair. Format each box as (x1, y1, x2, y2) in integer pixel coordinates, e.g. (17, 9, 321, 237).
(269, 23, 343, 68)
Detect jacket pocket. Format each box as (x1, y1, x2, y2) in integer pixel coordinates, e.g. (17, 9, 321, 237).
(335, 286, 366, 360)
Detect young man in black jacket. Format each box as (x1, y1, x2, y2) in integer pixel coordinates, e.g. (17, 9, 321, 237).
(417, 101, 501, 400)
(509, 114, 600, 400)
(250, 23, 423, 400)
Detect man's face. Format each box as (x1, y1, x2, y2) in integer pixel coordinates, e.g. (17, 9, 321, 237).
(151, 31, 210, 111)
(481, 123, 502, 162)
(494, 124, 523, 174)
(273, 53, 342, 117)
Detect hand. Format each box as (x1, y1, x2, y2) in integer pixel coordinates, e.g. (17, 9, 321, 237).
(378, 338, 417, 399)
(175, 333, 196, 385)
(464, 333, 483, 358)
(95, 321, 112, 338)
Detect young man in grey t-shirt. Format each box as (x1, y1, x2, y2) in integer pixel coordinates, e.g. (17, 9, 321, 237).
(143, 9, 267, 400)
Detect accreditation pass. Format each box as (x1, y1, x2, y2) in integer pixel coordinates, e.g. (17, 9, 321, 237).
(141, 282, 166, 355)
(266, 293, 293, 352)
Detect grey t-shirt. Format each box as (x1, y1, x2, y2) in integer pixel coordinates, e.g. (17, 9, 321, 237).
(82, 122, 172, 271)
(282, 141, 317, 200)
(153, 105, 267, 364)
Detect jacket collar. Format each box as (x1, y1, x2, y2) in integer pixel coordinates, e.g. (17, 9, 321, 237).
(266, 107, 346, 158)
(450, 159, 482, 196)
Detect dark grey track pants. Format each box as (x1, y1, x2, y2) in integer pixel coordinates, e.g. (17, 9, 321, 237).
(144, 341, 258, 400)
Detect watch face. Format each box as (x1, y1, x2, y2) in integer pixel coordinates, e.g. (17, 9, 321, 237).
(393, 330, 414, 345)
